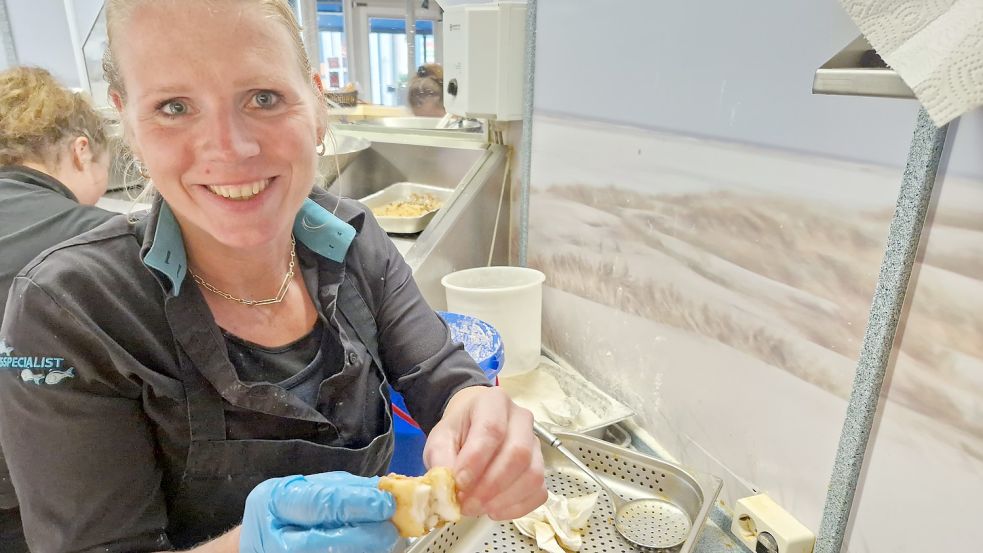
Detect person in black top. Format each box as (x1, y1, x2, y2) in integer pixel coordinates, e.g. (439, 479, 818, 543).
(0, 65, 115, 553)
(0, 1, 546, 552)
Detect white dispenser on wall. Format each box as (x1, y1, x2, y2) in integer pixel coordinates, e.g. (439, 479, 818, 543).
(442, 1, 527, 121)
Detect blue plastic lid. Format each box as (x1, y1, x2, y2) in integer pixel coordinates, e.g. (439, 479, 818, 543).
(436, 311, 504, 380)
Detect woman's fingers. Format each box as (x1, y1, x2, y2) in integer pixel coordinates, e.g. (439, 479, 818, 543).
(422, 418, 461, 471)
(449, 388, 512, 492)
(459, 405, 539, 515)
(426, 387, 547, 521)
(269, 475, 396, 527)
(480, 445, 548, 520)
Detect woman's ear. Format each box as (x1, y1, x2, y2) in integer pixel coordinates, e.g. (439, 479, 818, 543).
(71, 136, 93, 171)
(110, 90, 142, 160)
(312, 73, 328, 139)
(110, 90, 124, 113)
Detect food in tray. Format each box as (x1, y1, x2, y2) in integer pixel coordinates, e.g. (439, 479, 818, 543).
(371, 193, 443, 218)
(379, 466, 461, 538)
(512, 491, 600, 553)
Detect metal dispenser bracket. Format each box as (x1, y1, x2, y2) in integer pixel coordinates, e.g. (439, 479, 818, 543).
(813, 36, 915, 99)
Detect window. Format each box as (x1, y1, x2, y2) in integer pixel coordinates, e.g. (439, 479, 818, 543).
(367, 18, 436, 106)
(317, 1, 348, 89)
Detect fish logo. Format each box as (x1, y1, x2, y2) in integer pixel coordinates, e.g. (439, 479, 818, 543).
(20, 370, 44, 385)
(44, 368, 75, 385)
(19, 368, 75, 386)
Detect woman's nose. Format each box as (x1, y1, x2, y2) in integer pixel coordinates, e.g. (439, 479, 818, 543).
(198, 110, 261, 162)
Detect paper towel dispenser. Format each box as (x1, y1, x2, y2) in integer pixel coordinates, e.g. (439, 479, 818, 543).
(812, 36, 915, 99)
(442, 1, 527, 121)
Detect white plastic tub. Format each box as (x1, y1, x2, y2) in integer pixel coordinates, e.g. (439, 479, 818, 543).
(441, 266, 545, 377)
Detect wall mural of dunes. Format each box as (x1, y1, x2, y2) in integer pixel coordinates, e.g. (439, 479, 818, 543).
(527, 114, 983, 552)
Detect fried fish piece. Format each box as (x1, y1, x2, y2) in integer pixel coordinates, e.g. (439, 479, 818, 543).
(378, 467, 462, 538)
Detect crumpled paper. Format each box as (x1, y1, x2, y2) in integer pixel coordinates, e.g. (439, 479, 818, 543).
(839, 0, 983, 125)
(512, 492, 599, 553)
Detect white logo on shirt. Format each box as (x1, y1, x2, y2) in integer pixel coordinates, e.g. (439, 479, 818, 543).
(0, 341, 76, 385)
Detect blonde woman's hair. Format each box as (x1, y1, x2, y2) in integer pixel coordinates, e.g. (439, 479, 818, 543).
(103, 0, 321, 103)
(0, 66, 108, 167)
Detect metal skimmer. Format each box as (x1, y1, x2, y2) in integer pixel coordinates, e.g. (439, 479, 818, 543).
(533, 422, 692, 550)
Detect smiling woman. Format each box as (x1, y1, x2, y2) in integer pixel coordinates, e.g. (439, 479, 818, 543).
(0, 1, 546, 553)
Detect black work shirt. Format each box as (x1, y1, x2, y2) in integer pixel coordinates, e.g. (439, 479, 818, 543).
(0, 166, 115, 511)
(0, 166, 115, 323)
(0, 193, 488, 552)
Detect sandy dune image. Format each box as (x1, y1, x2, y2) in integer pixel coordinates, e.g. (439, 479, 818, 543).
(527, 114, 983, 552)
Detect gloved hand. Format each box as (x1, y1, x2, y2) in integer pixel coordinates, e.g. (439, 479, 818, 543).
(240, 471, 399, 553)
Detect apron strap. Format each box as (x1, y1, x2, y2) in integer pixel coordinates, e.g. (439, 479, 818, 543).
(166, 298, 230, 443)
(335, 277, 422, 428)
(336, 276, 383, 371)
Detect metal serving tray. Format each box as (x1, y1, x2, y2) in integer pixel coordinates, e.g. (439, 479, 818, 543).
(500, 357, 636, 439)
(406, 432, 722, 553)
(359, 182, 454, 234)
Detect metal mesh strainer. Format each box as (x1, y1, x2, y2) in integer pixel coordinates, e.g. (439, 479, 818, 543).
(533, 422, 694, 550)
(617, 499, 691, 548)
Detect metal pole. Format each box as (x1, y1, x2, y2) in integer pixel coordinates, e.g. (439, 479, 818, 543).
(0, 0, 17, 68)
(406, 0, 417, 95)
(343, 0, 358, 87)
(63, 0, 90, 91)
(297, 0, 321, 74)
(517, 0, 537, 267)
(815, 107, 948, 553)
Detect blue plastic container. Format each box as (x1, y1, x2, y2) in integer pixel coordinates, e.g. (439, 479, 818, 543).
(387, 311, 504, 476)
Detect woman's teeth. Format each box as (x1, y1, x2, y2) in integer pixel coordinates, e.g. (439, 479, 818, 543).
(206, 179, 269, 200)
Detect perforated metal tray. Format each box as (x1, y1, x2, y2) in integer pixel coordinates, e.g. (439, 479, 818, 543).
(406, 432, 722, 553)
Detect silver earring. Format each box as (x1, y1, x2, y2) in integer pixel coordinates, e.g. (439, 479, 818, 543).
(316, 142, 326, 156)
(133, 159, 151, 180)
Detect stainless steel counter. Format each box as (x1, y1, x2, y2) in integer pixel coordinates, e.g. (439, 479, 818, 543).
(328, 129, 511, 309)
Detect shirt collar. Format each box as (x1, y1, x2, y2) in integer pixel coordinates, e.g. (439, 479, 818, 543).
(142, 198, 357, 296)
(0, 165, 78, 201)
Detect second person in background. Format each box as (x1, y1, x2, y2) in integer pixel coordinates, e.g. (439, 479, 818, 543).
(408, 64, 446, 117)
(0, 65, 115, 553)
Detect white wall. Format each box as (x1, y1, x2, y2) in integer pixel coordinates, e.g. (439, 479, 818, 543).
(5, 0, 77, 86)
(534, 1, 983, 180)
(73, 0, 103, 33)
(526, 1, 983, 551)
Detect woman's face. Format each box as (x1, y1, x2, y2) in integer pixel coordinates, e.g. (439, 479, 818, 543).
(113, 0, 324, 249)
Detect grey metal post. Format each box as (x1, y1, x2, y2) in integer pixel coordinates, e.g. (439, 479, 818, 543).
(406, 0, 417, 84)
(517, 0, 537, 267)
(0, 0, 18, 68)
(296, 0, 321, 74)
(815, 107, 948, 553)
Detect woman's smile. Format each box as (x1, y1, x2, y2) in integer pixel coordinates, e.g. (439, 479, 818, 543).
(204, 178, 272, 201)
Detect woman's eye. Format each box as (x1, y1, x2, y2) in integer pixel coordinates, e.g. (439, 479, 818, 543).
(252, 91, 280, 108)
(160, 100, 189, 116)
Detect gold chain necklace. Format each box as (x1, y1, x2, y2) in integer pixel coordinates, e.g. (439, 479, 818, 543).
(190, 235, 297, 307)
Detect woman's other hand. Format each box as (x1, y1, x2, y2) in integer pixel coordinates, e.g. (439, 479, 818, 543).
(240, 472, 399, 553)
(424, 387, 548, 521)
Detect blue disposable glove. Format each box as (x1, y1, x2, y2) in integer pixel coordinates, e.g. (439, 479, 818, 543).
(240, 472, 399, 553)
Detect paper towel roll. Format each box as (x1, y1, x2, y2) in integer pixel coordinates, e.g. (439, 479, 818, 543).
(840, 0, 983, 125)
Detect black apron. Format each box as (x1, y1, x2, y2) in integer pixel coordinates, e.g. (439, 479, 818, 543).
(164, 277, 395, 548)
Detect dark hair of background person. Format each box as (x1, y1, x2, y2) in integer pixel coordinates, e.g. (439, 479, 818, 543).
(408, 63, 445, 117)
